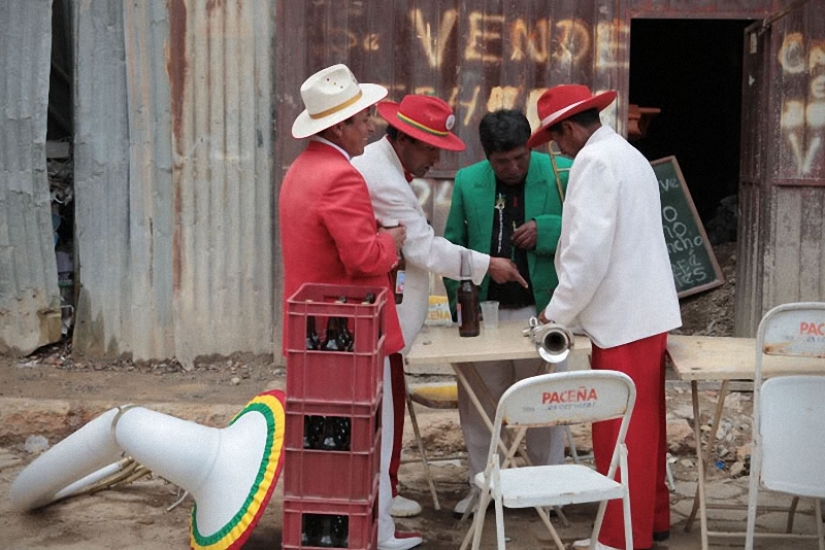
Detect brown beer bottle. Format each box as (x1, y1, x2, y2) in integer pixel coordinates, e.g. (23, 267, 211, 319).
(321, 317, 342, 351)
(457, 249, 480, 337)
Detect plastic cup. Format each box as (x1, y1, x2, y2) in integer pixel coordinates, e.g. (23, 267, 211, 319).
(480, 301, 499, 330)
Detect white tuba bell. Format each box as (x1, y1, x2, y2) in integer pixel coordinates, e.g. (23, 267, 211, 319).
(10, 390, 286, 550)
(523, 316, 574, 363)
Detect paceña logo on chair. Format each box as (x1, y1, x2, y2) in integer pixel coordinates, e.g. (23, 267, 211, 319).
(542, 386, 598, 406)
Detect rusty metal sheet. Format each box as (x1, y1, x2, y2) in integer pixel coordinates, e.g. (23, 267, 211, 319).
(0, 0, 62, 355)
(629, 0, 775, 18)
(736, 1, 825, 336)
(770, 6, 825, 184)
(276, 0, 624, 177)
(72, 0, 275, 363)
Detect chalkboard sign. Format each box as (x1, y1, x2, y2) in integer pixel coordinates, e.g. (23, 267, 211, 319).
(651, 156, 724, 298)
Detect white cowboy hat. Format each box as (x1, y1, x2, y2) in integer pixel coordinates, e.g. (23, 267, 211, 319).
(292, 64, 387, 139)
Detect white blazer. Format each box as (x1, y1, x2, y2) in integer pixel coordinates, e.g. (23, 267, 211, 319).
(353, 137, 489, 353)
(543, 126, 682, 348)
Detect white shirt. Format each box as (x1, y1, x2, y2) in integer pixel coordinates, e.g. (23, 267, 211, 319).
(544, 126, 681, 348)
(353, 137, 489, 353)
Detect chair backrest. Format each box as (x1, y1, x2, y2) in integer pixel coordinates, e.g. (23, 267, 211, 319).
(759, 375, 825, 498)
(752, 303, 825, 499)
(494, 370, 636, 429)
(754, 301, 825, 386)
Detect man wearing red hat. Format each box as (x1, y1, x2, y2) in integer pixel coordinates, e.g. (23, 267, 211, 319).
(531, 84, 682, 550)
(352, 95, 526, 527)
(442, 109, 572, 518)
(280, 64, 414, 550)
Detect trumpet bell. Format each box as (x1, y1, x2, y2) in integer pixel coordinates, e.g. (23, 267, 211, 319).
(524, 317, 573, 364)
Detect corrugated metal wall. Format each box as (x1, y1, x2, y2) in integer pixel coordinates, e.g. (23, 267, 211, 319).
(73, 0, 275, 364)
(0, 0, 62, 355)
(735, 0, 825, 335)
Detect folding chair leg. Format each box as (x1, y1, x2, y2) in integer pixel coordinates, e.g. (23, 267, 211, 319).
(786, 495, 799, 533)
(404, 379, 441, 511)
(534, 505, 566, 550)
(472, 489, 494, 550)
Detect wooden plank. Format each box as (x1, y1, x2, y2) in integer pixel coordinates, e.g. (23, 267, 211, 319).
(667, 334, 825, 381)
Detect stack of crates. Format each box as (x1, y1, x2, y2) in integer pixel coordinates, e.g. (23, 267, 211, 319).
(283, 283, 388, 550)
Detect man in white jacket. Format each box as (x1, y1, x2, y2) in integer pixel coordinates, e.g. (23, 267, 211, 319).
(352, 95, 526, 528)
(530, 85, 682, 550)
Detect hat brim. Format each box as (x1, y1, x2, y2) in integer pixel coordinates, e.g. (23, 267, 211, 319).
(292, 83, 388, 139)
(377, 102, 466, 152)
(527, 90, 617, 149)
(190, 389, 286, 550)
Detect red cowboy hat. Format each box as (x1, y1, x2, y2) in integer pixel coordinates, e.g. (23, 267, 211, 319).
(527, 85, 617, 149)
(377, 95, 466, 151)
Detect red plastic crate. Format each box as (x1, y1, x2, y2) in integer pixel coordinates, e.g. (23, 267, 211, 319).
(285, 397, 382, 454)
(282, 484, 378, 550)
(284, 423, 380, 502)
(286, 283, 389, 405)
(287, 283, 388, 354)
(286, 348, 383, 405)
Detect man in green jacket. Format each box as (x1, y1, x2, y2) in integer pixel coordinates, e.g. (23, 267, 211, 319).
(443, 109, 571, 516)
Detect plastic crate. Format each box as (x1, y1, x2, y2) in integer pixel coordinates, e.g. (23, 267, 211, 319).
(282, 484, 378, 550)
(284, 419, 380, 502)
(286, 283, 388, 405)
(287, 283, 388, 354)
(285, 397, 382, 454)
(286, 348, 383, 405)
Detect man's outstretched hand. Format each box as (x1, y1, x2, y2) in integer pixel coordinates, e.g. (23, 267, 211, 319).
(488, 257, 528, 287)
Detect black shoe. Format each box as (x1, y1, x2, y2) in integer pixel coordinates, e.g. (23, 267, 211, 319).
(653, 530, 670, 542)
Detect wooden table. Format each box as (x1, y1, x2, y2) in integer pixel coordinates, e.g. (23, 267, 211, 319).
(405, 320, 592, 435)
(405, 320, 591, 366)
(667, 334, 825, 549)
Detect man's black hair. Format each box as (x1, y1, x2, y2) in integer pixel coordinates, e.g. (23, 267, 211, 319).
(547, 108, 601, 134)
(386, 124, 417, 143)
(478, 110, 531, 157)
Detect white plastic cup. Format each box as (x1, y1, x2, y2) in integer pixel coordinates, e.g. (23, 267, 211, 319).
(479, 301, 499, 330)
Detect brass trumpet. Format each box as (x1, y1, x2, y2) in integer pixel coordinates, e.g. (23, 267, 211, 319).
(523, 316, 573, 363)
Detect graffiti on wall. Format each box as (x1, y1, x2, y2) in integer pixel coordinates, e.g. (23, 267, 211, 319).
(316, 9, 628, 131)
(778, 32, 825, 176)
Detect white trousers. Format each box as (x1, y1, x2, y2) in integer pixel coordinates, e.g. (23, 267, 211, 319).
(378, 356, 396, 543)
(456, 306, 567, 483)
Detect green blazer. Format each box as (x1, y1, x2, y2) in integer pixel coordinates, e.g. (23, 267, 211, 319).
(443, 151, 571, 316)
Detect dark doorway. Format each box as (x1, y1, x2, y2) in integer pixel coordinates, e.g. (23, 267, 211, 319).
(629, 19, 751, 245)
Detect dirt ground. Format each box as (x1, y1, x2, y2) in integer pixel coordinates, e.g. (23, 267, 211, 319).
(6, 242, 813, 550)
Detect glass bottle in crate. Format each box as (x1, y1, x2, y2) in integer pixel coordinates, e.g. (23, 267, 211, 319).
(321, 317, 342, 351)
(306, 316, 321, 350)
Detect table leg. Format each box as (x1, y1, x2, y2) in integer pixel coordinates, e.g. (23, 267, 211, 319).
(684, 379, 729, 550)
(452, 363, 532, 462)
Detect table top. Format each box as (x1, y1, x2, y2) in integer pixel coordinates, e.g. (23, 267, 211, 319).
(667, 334, 825, 381)
(405, 320, 592, 365)
(406, 326, 825, 381)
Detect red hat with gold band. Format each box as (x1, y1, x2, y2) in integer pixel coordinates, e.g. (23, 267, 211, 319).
(377, 95, 466, 151)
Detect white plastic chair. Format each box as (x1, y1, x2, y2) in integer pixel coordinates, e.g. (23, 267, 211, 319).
(466, 370, 636, 550)
(745, 302, 825, 550)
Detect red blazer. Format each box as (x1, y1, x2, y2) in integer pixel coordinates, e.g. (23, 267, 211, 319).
(279, 140, 404, 355)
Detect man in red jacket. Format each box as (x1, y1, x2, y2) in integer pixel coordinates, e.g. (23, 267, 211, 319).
(279, 64, 420, 550)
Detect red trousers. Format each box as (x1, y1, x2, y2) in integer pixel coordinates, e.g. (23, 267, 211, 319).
(591, 333, 670, 550)
(389, 353, 406, 497)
